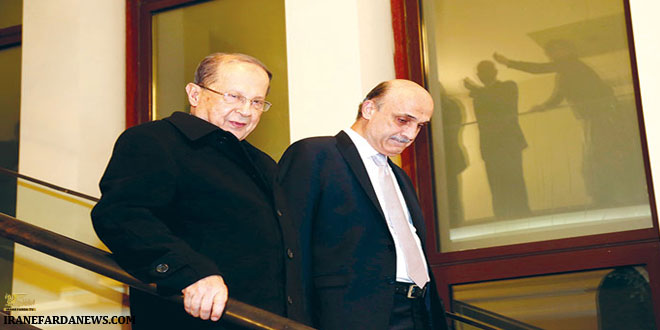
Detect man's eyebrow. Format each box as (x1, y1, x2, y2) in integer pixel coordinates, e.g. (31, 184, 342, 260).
(399, 113, 430, 123)
(393, 113, 418, 120)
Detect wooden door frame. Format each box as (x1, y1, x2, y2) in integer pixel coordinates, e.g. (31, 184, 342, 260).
(126, 0, 209, 128)
(0, 25, 21, 50)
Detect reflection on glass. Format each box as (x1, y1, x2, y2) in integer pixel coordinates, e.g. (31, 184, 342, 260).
(494, 39, 647, 209)
(422, 0, 652, 252)
(464, 60, 530, 220)
(452, 267, 656, 330)
(439, 87, 469, 226)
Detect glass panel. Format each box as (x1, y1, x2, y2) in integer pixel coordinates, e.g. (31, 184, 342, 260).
(1, 176, 130, 328)
(452, 267, 656, 330)
(2, 242, 131, 328)
(0, 0, 22, 29)
(152, 0, 290, 159)
(0, 44, 21, 305)
(421, 0, 653, 252)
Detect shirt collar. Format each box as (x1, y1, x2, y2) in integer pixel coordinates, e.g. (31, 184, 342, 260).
(344, 128, 385, 164)
(165, 111, 238, 142)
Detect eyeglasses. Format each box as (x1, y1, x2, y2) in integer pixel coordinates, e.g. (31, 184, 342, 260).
(197, 84, 272, 112)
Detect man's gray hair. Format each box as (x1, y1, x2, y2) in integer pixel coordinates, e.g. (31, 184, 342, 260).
(193, 53, 273, 90)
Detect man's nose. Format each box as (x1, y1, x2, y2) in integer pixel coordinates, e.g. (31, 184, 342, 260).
(401, 124, 418, 140)
(236, 101, 252, 116)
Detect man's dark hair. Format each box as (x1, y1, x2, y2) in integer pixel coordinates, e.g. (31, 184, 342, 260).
(357, 81, 390, 119)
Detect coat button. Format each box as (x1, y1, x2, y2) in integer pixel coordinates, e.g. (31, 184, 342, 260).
(287, 296, 293, 305)
(155, 263, 169, 273)
(277, 209, 283, 217)
(387, 244, 395, 251)
(286, 248, 294, 259)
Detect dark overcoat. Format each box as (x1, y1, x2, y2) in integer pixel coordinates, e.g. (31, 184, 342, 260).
(276, 131, 448, 330)
(92, 112, 306, 329)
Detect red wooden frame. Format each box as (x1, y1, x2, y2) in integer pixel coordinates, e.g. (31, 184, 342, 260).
(126, 0, 207, 128)
(390, 0, 660, 324)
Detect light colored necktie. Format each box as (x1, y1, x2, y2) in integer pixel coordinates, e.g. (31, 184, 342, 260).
(372, 154, 430, 287)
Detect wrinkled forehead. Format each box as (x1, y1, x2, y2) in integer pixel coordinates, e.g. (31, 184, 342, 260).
(210, 61, 271, 95)
(214, 61, 268, 79)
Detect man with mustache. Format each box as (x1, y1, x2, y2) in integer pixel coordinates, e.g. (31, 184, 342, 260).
(92, 53, 306, 329)
(277, 79, 448, 330)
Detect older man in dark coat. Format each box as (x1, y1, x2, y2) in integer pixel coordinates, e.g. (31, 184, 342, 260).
(92, 53, 306, 329)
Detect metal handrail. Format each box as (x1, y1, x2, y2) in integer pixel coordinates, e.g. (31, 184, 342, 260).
(445, 312, 503, 330)
(0, 212, 314, 330)
(0, 167, 98, 202)
(452, 300, 542, 330)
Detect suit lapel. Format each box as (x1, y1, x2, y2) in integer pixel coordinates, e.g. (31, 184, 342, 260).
(335, 131, 428, 245)
(335, 131, 386, 220)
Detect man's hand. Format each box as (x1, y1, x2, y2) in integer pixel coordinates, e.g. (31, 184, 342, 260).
(182, 275, 228, 321)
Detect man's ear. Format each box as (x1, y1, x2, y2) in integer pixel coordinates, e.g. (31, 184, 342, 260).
(361, 100, 377, 120)
(185, 83, 201, 107)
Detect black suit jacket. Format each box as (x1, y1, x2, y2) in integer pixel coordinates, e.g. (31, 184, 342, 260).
(92, 112, 307, 329)
(277, 131, 447, 330)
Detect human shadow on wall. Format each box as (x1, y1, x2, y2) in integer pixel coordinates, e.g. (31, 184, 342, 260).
(464, 61, 530, 220)
(494, 40, 647, 209)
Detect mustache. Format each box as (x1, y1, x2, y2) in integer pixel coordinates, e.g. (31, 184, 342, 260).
(390, 136, 412, 143)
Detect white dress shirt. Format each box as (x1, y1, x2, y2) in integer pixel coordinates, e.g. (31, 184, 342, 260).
(344, 128, 429, 284)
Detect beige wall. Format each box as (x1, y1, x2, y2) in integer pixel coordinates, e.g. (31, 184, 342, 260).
(19, 0, 125, 195)
(630, 0, 660, 214)
(285, 0, 396, 142)
(15, 0, 127, 328)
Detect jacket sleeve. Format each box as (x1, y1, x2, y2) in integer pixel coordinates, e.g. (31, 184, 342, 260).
(277, 140, 323, 233)
(91, 128, 220, 295)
